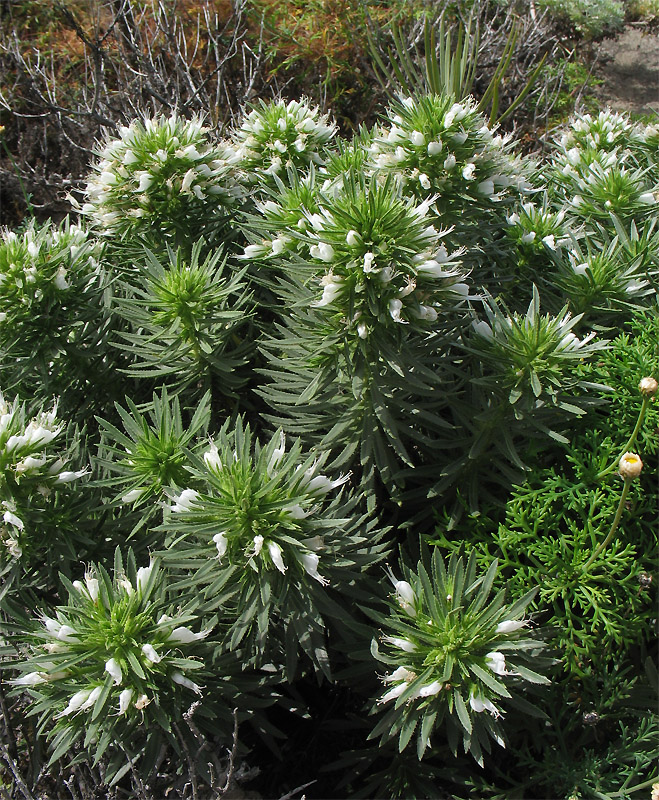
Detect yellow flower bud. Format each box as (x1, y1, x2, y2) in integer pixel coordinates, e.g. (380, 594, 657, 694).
(618, 452, 643, 479)
(639, 376, 658, 398)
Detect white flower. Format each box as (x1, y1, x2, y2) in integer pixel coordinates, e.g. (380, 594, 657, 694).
(389, 298, 405, 323)
(287, 504, 308, 519)
(204, 443, 222, 471)
(136, 561, 154, 594)
(411, 130, 425, 146)
(310, 242, 335, 262)
(496, 619, 526, 634)
(56, 468, 88, 483)
(485, 651, 507, 675)
(171, 489, 199, 513)
(379, 682, 408, 703)
(135, 693, 151, 710)
(121, 488, 143, 504)
(462, 163, 476, 180)
(316, 277, 343, 307)
(363, 252, 376, 272)
(213, 531, 228, 558)
(417, 680, 442, 697)
(542, 234, 557, 250)
(346, 229, 361, 246)
(57, 625, 78, 642)
(169, 626, 210, 644)
(383, 636, 416, 653)
(638, 192, 655, 204)
(80, 686, 103, 711)
(469, 691, 502, 717)
(443, 154, 456, 170)
(11, 671, 47, 686)
(118, 688, 134, 715)
(105, 658, 123, 685)
(171, 671, 201, 694)
(394, 580, 416, 616)
(357, 321, 368, 339)
(58, 688, 93, 717)
(268, 541, 287, 574)
(472, 320, 493, 340)
(521, 231, 536, 244)
(3, 509, 24, 530)
(141, 643, 161, 663)
(618, 452, 643, 479)
(252, 535, 264, 556)
(419, 173, 431, 190)
(383, 666, 415, 683)
(427, 140, 442, 155)
(300, 552, 328, 585)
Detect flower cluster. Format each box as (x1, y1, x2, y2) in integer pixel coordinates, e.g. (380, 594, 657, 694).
(163, 418, 384, 676)
(0, 221, 98, 321)
(505, 200, 569, 257)
(0, 392, 86, 559)
(298, 174, 468, 335)
(9, 552, 215, 768)
(81, 113, 242, 240)
(367, 95, 529, 220)
(370, 550, 548, 763)
(231, 98, 337, 183)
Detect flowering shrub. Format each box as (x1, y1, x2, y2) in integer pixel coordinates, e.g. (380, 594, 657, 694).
(369, 550, 548, 765)
(80, 113, 242, 245)
(0, 91, 656, 800)
(7, 550, 243, 784)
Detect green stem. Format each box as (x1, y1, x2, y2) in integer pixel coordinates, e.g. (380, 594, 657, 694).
(597, 396, 649, 480)
(582, 476, 632, 572)
(607, 775, 658, 798)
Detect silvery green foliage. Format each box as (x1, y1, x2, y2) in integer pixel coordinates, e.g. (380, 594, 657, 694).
(230, 98, 337, 188)
(368, 549, 548, 765)
(111, 241, 254, 400)
(7, 550, 239, 784)
(80, 113, 243, 245)
(0, 392, 87, 569)
(95, 388, 210, 536)
(162, 418, 387, 680)
(0, 220, 111, 417)
(255, 171, 471, 497)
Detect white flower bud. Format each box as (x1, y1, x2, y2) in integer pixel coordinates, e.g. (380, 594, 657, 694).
(417, 680, 442, 697)
(105, 658, 123, 685)
(118, 688, 134, 714)
(495, 619, 526, 634)
(639, 377, 658, 397)
(141, 643, 161, 663)
(204, 443, 222, 471)
(268, 541, 287, 574)
(618, 452, 643, 479)
(169, 626, 210, 644)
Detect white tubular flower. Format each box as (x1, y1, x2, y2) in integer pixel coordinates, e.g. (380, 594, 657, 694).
(204, 442, 222, 471)
(472, 320, 493, 340)
(287, 504, 308, 520)
(443, 154, 457, 170)
(383, 636, 416, 653)
(383, 666, 415, 683)
(57, 625, 78, 642)
(428, 140, 443, 155)
(105, 658, 123, 685)
(169, 626, 210, 644)
(58, 688, 92, 717)
(141, 643, 161, 663)
(118, 688, 134, 715)
(619, 452, 643, 479)
(485, 651, 507, 675)
(136, 561, 154, 594)
(252, 534, 265, 557)
(496, 619, 526, 634)
(310, 242, 335, 262)
(477, 179, 494, 196)
(135, 693, 151, 710)
(11, 671, 47, 686)
(171, 671, 201, 694)
(84, 575, 99, 602)
(316, 277, 343, 307)
(389, 298, 405, 323)
(417, 681, 442, 697)
(419, 173, 431, 190)
(380, 682, 409, 704)
(521, 231, 536, 244)
(300, 552, 328, 585)
(121, 488, 143, 504)
(80, 686, 102, 711)
(363, 252, 376, 272)
(346, 229, 361, 246)
(411, 130, 425, 146)
(462, 163, 476, 180)
(268, 541, 287, 574)
(542, 234, 557, 250)
(470, 691, 502, 717)
(394, 580, 416, 616)
(213, 531, 228, 558)
(305, 472, 349, 494)
(3, 510, 24, 530)
(171, 489, 199, 513)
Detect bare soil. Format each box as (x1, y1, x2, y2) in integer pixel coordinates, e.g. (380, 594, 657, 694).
(592, 24, 659, 116)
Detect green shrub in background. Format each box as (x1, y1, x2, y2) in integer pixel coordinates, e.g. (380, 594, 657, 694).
(0, 86, 656, 800)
